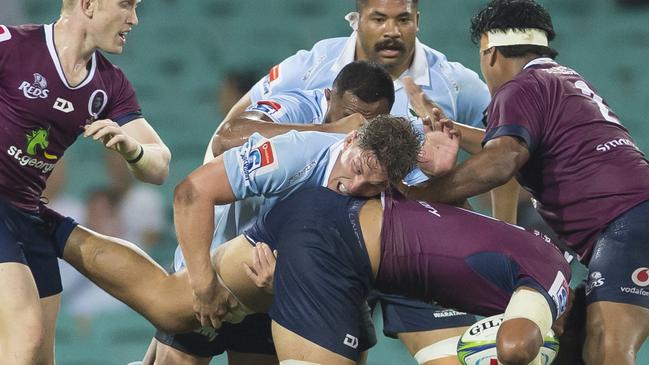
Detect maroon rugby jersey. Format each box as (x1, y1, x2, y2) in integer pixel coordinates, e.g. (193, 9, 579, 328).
(483, 58, 649, 261)
(0, 24, 142, 211)
(376, 190, 571, 317)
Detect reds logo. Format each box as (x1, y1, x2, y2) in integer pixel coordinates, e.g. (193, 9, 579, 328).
(631, 267, 649, 287)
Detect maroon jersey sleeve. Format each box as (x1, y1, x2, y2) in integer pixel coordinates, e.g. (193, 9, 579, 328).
(0, 25, 16, 74)
(102, 59, 142, 125)
(483, 79, 543, 153)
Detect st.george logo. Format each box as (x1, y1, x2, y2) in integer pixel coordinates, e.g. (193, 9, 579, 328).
(25, 128, 58, 160)
(18, 73, 50, 99)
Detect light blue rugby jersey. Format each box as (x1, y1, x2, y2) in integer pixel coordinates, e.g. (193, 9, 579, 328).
(250, 32, 490, 128)
(174, 131, 344, 270)
(246, 89, 328, 125)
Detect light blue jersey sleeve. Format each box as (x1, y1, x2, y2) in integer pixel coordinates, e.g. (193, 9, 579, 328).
(447, 61, 490, 128)
(249, 38, 346, 101)
(246, 89, 326, 124)
(222, 131, 343, 200)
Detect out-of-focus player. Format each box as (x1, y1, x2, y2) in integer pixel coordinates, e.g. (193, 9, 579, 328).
(403, 1, 649, 364)
(213, 1, 505, 363)
(0, 0, 170, 363)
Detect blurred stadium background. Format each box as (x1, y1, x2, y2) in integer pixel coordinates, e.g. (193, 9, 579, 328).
(4, 0, 649, 363)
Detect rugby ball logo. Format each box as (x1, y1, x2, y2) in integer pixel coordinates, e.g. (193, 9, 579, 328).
(631, 267, 649, 287)
(457, 314, 559, 365)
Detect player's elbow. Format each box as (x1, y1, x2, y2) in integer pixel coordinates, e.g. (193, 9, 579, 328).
(173, 177, 201, 208)
(211, 134, 228, 157)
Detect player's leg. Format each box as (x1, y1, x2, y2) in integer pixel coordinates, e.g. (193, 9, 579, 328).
(39, 294, 61, 365)
(0, 262, 45, 365)
(62, 225, 197, 331)
(272, 321, 355, 365)
(584, 302, 649, 365)
(154, 340, 213, 365)
(398, 330, 463, 365)
(582, 200, 649, 365)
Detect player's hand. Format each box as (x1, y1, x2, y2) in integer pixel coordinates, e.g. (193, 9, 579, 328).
(83, 119, 140, 160)
(243, 242, 277, 295)
(324, 113, 367, 134)
(417, 116, 461, 177)
(404, 76, 446, 122)
(191, 274, 239, 329)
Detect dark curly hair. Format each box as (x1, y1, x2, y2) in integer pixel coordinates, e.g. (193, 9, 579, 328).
(470, 0, 558, 59)
(333, 61, 395, 110)
(357, 115, 423, 184)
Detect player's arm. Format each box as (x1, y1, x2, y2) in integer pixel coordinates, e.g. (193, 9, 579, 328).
(404, 135, 529, 205)
(83, 117, 171, 184)
(404, 76, 486, 154)
(173, 156, 238, 328)
(490, 177, 521, 224)
(212, 111, 362, 157)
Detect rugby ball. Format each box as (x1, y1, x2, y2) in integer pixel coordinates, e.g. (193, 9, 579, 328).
(456, 314, 559, 365)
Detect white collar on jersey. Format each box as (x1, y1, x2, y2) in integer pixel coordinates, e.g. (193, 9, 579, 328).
(523, 57, 556, 69)
(44, 23, 97, 90)
(331, 32, 430, 91)
(321, 139, 345, 187)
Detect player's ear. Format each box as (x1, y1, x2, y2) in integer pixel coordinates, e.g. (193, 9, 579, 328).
(81, 0, 97, 17)
(344, 130, 358, 147)
(489, 47, 498, 67)
(324, 88, 332, 102)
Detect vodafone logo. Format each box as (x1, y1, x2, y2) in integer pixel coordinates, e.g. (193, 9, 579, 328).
(631, 268, 649, 287)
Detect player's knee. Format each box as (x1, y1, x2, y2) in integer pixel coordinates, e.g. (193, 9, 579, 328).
(496, 322, 542, 365)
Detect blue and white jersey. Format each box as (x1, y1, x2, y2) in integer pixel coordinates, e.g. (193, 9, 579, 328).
(174, 131, 344, 270)
(247, 89, 328, 125)
(250, 32, 490, 128)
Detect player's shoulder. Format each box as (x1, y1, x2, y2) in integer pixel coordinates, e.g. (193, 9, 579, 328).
(0, 24, 42, 47)
(309, 36, 349, 54)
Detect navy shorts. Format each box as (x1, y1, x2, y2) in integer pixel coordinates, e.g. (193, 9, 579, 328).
(586, 199, 649, 309)
(154, 313, 276, 357)
(154, 263, 276, 357)
(265, 199, 377, 361)
(367, 290, 477, 338)
(0, 199, 77, 297)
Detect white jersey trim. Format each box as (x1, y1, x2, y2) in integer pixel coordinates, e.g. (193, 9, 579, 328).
(44, 23, 97, 90)
(523, 57, 556, 69)
(321, 139, 344, 187)
(0, 25, 12, 42)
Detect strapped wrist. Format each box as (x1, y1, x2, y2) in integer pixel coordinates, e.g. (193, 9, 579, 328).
(126, 144, 144, 164)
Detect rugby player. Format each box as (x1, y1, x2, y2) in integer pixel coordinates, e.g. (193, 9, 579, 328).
(402, 1, 649, 364)
(0, 0, 170, 363)
(210, 2, 510, 363)
(149, 61, 404, 365)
